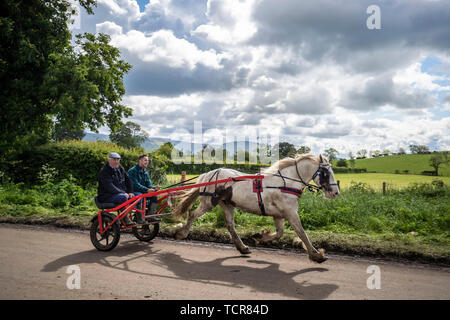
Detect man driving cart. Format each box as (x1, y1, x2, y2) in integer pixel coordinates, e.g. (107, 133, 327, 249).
(128, 154, 161, 223)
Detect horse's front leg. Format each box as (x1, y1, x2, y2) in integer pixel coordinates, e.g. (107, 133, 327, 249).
(220, 203, 251, 255)
(252, 217, 285, 244)
(285, 212, 327, 263)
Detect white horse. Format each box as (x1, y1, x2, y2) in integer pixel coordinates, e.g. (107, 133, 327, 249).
(172, 154, 340, 263)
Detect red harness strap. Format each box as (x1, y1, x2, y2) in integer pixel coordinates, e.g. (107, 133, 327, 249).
(252, 179, 267, 216)
(279, 186, 303, 197)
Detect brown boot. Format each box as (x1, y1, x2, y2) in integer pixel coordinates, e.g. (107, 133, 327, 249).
(146, 202, 161, 222)
(135, 213, 146, 224)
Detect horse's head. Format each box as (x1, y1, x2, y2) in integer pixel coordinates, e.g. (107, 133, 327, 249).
(312, 154, 340, 199)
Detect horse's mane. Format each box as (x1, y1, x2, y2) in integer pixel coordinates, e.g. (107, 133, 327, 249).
(263, 154, 319, 174)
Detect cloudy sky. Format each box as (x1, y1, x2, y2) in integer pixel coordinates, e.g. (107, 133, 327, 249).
(73, 0, 450, 157)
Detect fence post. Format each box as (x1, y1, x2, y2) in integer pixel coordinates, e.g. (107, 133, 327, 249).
(382, 182, 386, 195)
(181, 171, 186, 185)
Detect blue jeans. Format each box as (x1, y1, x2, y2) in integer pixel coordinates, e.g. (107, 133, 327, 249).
(104, 193, 128, 205)
(133, 192, 157, 208)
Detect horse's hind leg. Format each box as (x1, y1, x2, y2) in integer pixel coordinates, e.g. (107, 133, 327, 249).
(174, 199, 213, 240)
(220, 203, 251, 255)
(252, 217, 285, 244)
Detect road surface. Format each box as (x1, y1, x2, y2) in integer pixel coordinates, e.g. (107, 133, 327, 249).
(0, 223, 449, 300)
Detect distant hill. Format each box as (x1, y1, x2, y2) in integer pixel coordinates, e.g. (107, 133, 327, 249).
(351, 153, 450, 177)
(83, 133, 262, 155)
(83, 133, 179, 151)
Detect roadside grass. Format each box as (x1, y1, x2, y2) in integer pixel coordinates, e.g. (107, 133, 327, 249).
(0, 178, 449, 263)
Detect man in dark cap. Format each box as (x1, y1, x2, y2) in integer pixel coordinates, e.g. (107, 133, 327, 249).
(97, 152, 136, 226)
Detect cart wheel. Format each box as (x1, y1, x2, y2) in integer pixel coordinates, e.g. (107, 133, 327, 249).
(132, 223, 159, 242)
(90, 215, 120, 251)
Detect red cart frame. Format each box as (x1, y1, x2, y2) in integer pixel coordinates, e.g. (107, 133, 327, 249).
(91, 175, 264, 250)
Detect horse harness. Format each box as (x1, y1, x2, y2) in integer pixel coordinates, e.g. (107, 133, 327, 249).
(199, 164, 337, 216)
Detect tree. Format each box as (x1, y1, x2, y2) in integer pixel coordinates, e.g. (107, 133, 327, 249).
(297, 146, 311, 154)
(348, 152, 355, 168)
(109, 121, 148, 150)
(273, 142, 297, 158)
(409, 144, 430, 154)
(47, 32, 132, 137)
(156, 142, 175, 159)
(371, 150, 381, 157)
(398, 147, 406, 155)
(0, 0, 132, 162)
(323, 148, 339, 161)
(52, 125, 85, 141)
(336, 159, 348, 167)
(356, 149, 367, 159)
(429, 152, 449, 176)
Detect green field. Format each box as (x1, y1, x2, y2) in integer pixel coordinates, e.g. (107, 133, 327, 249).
(352, 153, 450, 176)
(334, 173, 450, 190)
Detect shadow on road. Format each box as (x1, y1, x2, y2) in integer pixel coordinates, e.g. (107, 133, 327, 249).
(42, 240, 338, 299)
(156, 252, 338, 299)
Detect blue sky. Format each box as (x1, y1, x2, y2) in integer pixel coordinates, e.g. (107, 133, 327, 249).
(72, 0, 450, 156)
(136, 0, 149, 12)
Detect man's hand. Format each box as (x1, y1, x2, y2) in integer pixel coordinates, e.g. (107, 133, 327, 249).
(147, 186, 160, 193)
(127, 193, 134, 199)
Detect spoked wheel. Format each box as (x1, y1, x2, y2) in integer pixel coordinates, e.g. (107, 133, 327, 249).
(132, 223, 159, 242)
(90, 215, 120, 251)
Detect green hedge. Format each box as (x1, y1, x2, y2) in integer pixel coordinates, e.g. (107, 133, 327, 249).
(164, 163, 366, 175)
(332, 167, 367, 173)
(5, 140, 168, 187)
(165, 162, 269, 174)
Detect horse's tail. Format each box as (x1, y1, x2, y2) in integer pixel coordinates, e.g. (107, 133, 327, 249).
(172, 187, 200, 217)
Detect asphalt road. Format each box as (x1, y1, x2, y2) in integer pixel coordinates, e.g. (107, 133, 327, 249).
(0, 223, 449, 300)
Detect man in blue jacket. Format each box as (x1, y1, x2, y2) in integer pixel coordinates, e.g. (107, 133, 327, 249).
(128, 154, 160, 223)
(97, 152, 136, 226)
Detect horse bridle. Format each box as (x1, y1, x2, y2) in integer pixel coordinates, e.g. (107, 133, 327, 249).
(293, 162, 338, 193)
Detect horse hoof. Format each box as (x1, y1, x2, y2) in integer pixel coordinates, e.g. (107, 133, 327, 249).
(174, 230, 186, 240)
(310, 255, 327, 264)
(239, 247, 251, 255)
(315, 257, 328, 264)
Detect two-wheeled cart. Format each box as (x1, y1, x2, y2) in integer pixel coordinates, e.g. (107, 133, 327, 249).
(90, 175, 264, 251)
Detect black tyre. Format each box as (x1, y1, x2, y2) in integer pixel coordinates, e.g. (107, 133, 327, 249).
(132, 223, 159, 242)
(90, 215, 120, 251)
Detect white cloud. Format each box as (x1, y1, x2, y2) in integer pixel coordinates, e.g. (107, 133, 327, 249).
(96, 21, 122, 35)
(76, 0, 450, 153)
(192, 0, 257, 45)
(109, 29, 226, 70)
(394, 59, 450, 92)
(98, 0, 128, 15)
